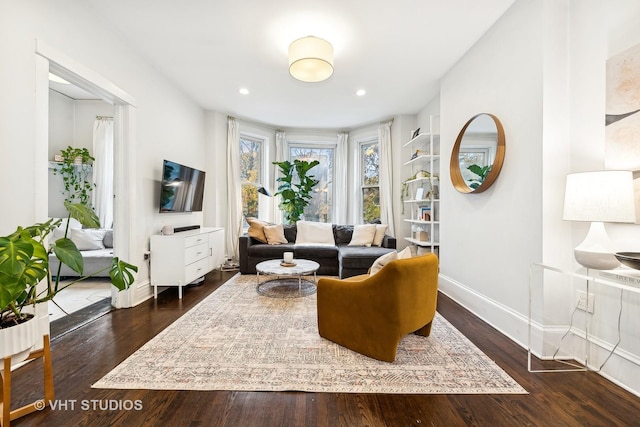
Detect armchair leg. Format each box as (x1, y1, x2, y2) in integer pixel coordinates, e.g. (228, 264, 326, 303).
(413, 321, 433, 337)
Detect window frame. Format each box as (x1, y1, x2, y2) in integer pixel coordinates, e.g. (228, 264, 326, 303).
(286, 140, 336, 223)
(358, 137, 380, 223)
(239, 132, 268, 225)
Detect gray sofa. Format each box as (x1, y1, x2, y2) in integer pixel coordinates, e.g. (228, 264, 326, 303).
(49, 228, 114, 278)
(239, 224, 396, 278)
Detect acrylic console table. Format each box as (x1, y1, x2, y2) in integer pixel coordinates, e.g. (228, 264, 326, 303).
(528, 263, 640, 373)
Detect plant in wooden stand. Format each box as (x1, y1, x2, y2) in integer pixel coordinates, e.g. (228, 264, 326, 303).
(0, 202, 137, 353)
(0, 202, 137, 420)
(52, 146, 95, 205)
(273, 159, 320, 223)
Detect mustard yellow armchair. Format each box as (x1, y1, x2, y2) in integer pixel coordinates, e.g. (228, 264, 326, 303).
(316, 253, 439, 362)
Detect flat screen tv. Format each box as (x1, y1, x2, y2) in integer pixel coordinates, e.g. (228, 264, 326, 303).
(159, 160, 206, 213)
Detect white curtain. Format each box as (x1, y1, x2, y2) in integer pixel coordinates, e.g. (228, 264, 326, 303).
(334, 132, 349, 224)
(272, 130, 286, 223)
(378, 120, 395, 236)
(92, 117, 114, 229)
(227, 117, 242, 260)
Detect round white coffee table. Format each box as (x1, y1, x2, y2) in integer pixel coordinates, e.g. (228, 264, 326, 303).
(255, 259, 320, 298)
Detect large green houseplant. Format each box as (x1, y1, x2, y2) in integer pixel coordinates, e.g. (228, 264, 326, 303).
(0, 202, 137, 334)
(273, 159, 320, 223)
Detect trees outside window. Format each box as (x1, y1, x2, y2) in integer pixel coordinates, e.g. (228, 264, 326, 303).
(240, 135, 263, 219)
(289, 145, 334, 223)
(361, 141, 380, 223)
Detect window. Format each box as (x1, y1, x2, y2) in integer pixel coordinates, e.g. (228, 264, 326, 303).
(240, 134, 263, 219)
(361, 140, 380, 223)
(289, 145, 334, 223)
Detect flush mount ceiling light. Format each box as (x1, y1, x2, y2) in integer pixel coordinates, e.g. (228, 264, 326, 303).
(288, 36, 334, 83)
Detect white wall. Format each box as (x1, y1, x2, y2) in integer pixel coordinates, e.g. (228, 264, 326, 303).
(1, 0, 208, 305)
(426, 0, 640, 396)
(48, 92, 113, 217)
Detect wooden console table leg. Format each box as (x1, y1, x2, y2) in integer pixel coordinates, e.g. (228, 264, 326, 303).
(0, 335, 55, 427)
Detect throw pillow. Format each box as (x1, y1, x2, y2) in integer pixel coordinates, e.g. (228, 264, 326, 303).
(369, 250, 398, 276)
(70, 228, 107, 251)
(246, 217, 271, 243)
(372, 224, 388, 247)
(263, 224, 288, 245)
(295, 221, 334, 245)
(348, 224, 377, 247)
(397, 246, 413, 259)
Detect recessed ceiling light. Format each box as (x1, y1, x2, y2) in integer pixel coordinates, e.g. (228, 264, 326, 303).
(356, 89, 366, 96)
(239, 88, 250, 95)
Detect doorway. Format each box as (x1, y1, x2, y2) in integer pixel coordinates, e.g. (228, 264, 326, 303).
(35, 40, 138, 339)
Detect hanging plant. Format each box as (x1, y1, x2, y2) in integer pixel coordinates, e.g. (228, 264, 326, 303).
(52, 146, 95, 206)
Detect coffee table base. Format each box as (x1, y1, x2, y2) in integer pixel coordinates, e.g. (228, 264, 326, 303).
(256, 278, 317, 298)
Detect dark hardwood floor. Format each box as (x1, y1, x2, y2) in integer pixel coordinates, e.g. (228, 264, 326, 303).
(7, 271, 640, 426)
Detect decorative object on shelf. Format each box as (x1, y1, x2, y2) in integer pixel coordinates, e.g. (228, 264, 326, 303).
(415, 188, 424, 201)
(288, 36, 334, 83)
(52, 146, 95, 206)
(273, 159, 320, 223)
(413, 228, 429, 242)
(614, 252, 640, 270)
(53, 154, 63, 162)
(420, 207, 431, 221)
(410, 149, 429, 160)
(411, 128, 421, 139)
(450, 113, 505, 194)
(562, 170, 636, 270)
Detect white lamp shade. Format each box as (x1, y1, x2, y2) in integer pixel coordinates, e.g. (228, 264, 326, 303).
(288, 36, 334, 83)
(563, 170, 635, 223)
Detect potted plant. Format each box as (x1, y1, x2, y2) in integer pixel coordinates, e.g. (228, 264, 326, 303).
(52, 146, 95, 206)
(273, 159, 320, 223)
(0, 202, 137, 362)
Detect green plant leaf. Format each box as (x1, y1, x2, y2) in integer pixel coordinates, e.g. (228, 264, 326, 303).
(52, 237, 83, 275)
(109, 258, 138, 291)
(65, 202, 100, 228)
(0, 236, 32, 276)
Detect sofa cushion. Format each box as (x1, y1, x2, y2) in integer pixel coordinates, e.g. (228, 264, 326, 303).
(333, 225, 354, 245)
(348, 224, 377, 247)
(283, 224, 297, 243)
(103, 229, 114, 248)
(372, 224, 388, 247)
(70, 228, 107, 251)
(295, 221, 334, 245)
(248, 243, 296, 257)
(246, 217, 271, 243)
(338, 246, 395, 269)
(264, 224, 288, 245)
(294, 244, 338, 259)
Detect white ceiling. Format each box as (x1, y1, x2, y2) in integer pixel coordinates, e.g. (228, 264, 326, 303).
(75, 0, 515, 129)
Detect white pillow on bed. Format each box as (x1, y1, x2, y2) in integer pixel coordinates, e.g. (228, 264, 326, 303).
(295, 221, 334, 245)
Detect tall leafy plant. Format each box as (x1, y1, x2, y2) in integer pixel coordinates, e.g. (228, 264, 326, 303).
(52, 146, 95, 206)
(0, 202, 137, 329)
(466, 164, 491, 190)
(273, 159, 320, 223)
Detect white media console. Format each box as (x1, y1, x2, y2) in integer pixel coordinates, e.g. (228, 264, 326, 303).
(150, 227, 225, 299)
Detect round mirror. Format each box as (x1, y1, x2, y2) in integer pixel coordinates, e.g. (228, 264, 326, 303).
(450, 113, 505, 193)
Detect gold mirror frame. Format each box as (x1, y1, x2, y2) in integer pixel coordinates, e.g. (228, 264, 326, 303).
(450, 113, 505, 194)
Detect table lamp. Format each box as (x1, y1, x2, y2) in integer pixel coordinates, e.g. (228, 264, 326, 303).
(562, 170, 636, 270)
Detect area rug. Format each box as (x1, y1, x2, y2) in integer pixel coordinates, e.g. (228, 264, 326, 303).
(93, 274, 527, 394)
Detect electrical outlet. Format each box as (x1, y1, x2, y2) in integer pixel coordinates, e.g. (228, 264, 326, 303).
(576, 290, 595, 313)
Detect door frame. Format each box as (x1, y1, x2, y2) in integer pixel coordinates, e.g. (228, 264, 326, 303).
(35, 40, 138, 314)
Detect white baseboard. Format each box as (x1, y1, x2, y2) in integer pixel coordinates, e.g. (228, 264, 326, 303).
(438, 273, 640, 398)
